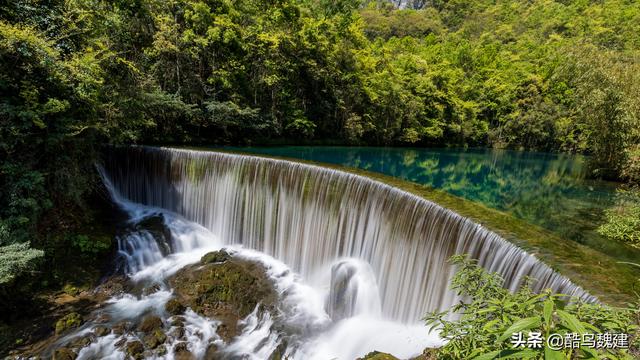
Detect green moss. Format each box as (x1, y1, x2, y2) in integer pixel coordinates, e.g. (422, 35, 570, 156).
(170, 251, 277, 319)
(359, 351, 399, 360)
(198, 148, 640, 305)
(201, 249, 231, 264)
(165, 298, 186, 315)
(55, 312, 82, 335)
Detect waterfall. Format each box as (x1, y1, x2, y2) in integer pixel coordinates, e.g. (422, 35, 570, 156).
(327, 259, 382, 321)
(101, 146, 596, 324)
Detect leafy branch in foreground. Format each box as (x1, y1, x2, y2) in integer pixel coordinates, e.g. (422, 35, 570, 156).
(425, 255, 639, 359)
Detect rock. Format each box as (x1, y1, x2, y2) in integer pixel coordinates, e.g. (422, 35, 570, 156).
(55, 313, 83, 335)
(52, 347, 77, 360)
(165, 298, 186, 315)
(201, 249, 231, 264)
(62, 284, 81, 297)
(138, 315, 163, 333)
(94, 325, 110, 337)
(114, 337, 127, 348)
(170, 325, 185, 340)
(135, 214, 173, 255)
(171, 316, 185, 327)
(156, 344, 167, 356)
(268, 341, 288, 360)
(358, 351, 399, 360)
(94, 313, 111, 324)
(94, 276, 130, 300)
(125, 340, 145, 359)
(174, 342, 195, 360)
(410, 348, 439, 360)
(143, 283, 162, 296)
(143, 329, 167, 349)
(204, 343, 220, 360)
(67, 334, 94, 350)
(168, 251, 277, 341)
(112, 320, 132, 335)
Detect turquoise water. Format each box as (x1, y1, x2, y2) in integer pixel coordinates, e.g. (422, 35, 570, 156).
(227, 146, 640, 261)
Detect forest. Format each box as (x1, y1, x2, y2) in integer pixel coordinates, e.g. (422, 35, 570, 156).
(1, 0, 640, 357)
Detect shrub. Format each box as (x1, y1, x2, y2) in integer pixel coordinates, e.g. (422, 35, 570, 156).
(598, 190, 640, 248)
(425, 255, 639, 359)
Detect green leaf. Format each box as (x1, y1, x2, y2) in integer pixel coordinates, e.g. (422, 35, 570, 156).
(556, 309, 586, 333)
(497, 317, 542, 342)
(544, 347, 565, 360)
(543, 299, 553, 327)
(473, 349, 539, 360)
(472, 350, 500, 360)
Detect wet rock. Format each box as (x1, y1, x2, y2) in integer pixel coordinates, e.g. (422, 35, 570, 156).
(168, 251, 277, 341)
(55, 313, 83, 335)
(94, 325, 110, 337)
(410, 348, 439, 360)
(171, 316, 185, 327)
(94, 276, 130, 300)
(138, 315, 163, 333)
(67, 334, 94, 350)
(204, 343, 220, 360)
(94, 313, 111, 324)
(136, 214, 173, 255)
(156, 344, 167, 356)
(143, 283, 162, 296)
(358, 351, 399, 360)
(112, 320, 132, 335)
(174, 342, 195, 360)
(170, 325, 185, 340)
(53, 347, 77, 360)
(143, 329, 167, 349)
(165, 298, 186, 315)
(125, 340, 145, 359)
(268, 341, 288, 360)
(114, 337, 127, 348)
(201, 249, 231, 264)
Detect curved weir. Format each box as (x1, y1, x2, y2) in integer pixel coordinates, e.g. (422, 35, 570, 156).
(102, 146, 596, 323)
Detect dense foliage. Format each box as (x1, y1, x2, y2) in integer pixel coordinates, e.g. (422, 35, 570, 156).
(599, 189, 640, 249)
(1, 0, 640, 320)
(426, 255, 640, 359)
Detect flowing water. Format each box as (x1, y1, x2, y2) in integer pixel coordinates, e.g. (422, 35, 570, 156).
(50, 146, 599, 359)
(225, 146, 640, 262)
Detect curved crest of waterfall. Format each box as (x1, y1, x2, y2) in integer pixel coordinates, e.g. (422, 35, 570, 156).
(102, 146, 596, 324)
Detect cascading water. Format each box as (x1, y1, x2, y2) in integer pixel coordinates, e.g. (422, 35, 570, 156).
(327, 259, 382, 321)
(50, 145, 597, 360)
(102, 147, 596, 319)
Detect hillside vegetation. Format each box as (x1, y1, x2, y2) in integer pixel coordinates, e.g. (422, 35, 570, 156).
(1, 0, 639, 331)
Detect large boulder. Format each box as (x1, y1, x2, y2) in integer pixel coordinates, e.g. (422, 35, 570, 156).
(168, 249, 277, 341)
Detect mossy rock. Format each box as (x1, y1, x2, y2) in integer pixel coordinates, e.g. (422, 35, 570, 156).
(165, 298, 186, 315)
(112, 320, 132, 335)
(62, 284, 81, 297)
(156, 344, 167, 356)
(143, 329, 166, 349)
(55, 313, 83, 335)
(94, 325, 110, 337)
(173, 342, 195, 360)
(201, 249, 231, 264)
(168, 251, 277, 341)
(52, 347, 77, 360)
(125, 340, 145, 359)
(410, 348, 439, 360)
(358, 351, 399, 360)
(137, 315, 163, 333)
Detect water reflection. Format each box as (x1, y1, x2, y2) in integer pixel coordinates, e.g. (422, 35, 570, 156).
(229, 146, 640, 261)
